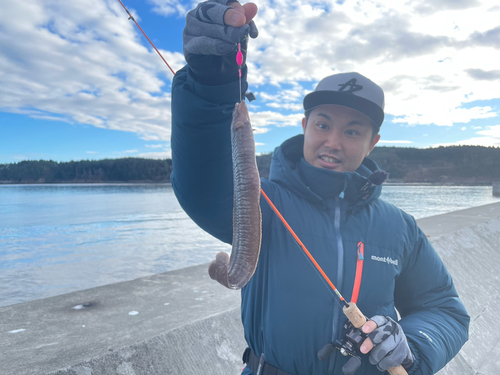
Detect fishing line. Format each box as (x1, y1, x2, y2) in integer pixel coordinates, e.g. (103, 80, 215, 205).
(116, 7, 411, 373)
(236, 43, 243, 102)
(116, 0, 176, 76)
(116, 0, 350, 310)
(260, 190, 349, 309)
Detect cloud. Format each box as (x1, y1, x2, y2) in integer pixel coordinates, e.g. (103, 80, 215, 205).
(266, 102, 303, 111)
(246, 0, 500, 129)
(334, 16, 450, 64)
(477, 125, 500, 138)
(249, 110, 303, 133)
(392, 106, 496, 126)
(422, 85, 461, 93)
(141, 142, 171, 158)
(146, 0, 189, 17)
(433, 125, 500, 147)
(408, 0, 481, 15)
(378, 140, 413, 144)
(468, 26, 500, 48)
(0, 0, 184, 143)
(256, 85, 308, 112)
(3, 0, 500, 154)
(138, 150, 172, 159)
(86, 151, 98, 154)
(464, 69, 500, 80)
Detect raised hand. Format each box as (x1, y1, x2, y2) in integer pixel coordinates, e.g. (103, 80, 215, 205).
(183, 0, 258, 85)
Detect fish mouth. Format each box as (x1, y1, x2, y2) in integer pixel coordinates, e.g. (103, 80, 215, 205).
(232, 101, 250, 125)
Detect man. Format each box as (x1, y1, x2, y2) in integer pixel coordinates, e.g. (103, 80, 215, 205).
(171, 1, 469, 374)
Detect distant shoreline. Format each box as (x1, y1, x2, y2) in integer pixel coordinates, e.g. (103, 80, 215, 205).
(0, 180, 494, 187)
(3, 148, 499, 185)
(0, 180, 171, 185)
(385, 182, 493, 186)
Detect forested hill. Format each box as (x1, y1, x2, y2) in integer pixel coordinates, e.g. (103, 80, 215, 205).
(1, 145, 499, 184)
(371, 145, 500, 183)
(258, 145, 500, 183)
(0, 158, 172, 183)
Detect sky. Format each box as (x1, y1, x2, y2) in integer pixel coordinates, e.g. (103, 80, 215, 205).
(1, 0, 500, 164)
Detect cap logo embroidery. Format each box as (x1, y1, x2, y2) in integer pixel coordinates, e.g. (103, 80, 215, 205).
(338, 78, 363, 93)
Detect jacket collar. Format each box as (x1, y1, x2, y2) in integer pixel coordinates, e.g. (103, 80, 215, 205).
(269, 135, 385, 207)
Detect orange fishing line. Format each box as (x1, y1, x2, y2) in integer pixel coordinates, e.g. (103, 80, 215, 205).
(116, 0, 176, 76)
(117, 1, 349, 307)
(260, 189, 348, 307)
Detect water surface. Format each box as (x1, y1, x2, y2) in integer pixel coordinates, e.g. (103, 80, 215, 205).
(1, 183, 498, 307)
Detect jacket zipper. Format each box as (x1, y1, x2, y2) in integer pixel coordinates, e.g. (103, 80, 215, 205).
(328, 197, 345, 373)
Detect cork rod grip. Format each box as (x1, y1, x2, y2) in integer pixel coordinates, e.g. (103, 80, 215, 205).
(342, 302, 408, 375)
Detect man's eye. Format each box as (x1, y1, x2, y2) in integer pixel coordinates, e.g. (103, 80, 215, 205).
(317, 123, 329, 130)
(346, 129, 360, 136)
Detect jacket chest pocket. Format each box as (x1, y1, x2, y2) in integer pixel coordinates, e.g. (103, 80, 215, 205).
(355, 245, 401, 315)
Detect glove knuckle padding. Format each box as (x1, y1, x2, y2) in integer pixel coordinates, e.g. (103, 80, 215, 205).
(367, 315, 413, 371)
(184, 35, 233, 56)
(184, 1, 251, 56)
(368, 316, 395, 345)
(193, 1, 228, 25)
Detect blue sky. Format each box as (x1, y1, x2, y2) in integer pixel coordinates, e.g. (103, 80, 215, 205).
(1, 0, 500, 164)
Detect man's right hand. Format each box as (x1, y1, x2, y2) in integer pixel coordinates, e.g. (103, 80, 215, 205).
(183, 0, 258, 85)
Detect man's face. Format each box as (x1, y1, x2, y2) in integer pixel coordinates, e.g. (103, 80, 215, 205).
(302, 104, 380, 173)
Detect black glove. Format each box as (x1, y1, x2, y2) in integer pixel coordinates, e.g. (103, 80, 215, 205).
(183, 0, 258, 85)
(367, 315, 415, 372)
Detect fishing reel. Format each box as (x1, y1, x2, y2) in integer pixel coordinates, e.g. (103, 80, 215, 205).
(318, 319, 368, 375)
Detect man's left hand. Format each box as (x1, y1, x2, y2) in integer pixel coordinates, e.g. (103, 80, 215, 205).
(360, 315, 415, 372)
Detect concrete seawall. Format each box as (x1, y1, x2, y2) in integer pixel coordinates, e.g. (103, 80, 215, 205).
(493, 181, 500, 197)
(2, 202, 500, 375)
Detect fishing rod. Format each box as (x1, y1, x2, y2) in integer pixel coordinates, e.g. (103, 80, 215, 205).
(116, 0, 176, 76)
(115, 3, 407, 374)
(113, 0, 347, 306)
(261, 190, 407, 375)
(260, 190, 349, 308)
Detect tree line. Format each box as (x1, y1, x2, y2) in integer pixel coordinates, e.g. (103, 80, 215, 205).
(257, 145, 500, 183)
(0, 158, 172, 183)
(370, 145, 500, 183)
(1, 145, 499, 184)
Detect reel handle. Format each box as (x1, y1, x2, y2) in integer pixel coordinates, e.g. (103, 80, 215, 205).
(343, 302, 408, 375)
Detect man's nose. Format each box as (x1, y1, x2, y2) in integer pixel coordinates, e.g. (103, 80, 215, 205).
(323, 132, 342, 151)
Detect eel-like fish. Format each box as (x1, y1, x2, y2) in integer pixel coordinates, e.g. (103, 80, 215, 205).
(208, 100, 262, 289)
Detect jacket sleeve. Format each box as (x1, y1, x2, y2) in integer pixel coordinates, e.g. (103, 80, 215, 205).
(171, 65, 241, 244)
(394, 225, 470, 375)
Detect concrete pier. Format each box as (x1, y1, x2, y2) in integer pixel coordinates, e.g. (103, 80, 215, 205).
(1, 202, 500, 375)
(493, 181, 500, 197)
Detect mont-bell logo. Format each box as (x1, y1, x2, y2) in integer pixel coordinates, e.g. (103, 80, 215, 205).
(371, 255, 399, 266)
(338, 78, 363, 93)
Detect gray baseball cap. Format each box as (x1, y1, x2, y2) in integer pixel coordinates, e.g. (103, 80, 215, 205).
(303, 72, 385, 128)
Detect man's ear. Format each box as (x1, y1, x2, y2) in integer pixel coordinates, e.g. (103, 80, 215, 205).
(302, 117, 306, 133)
(367, 134, 381, 156)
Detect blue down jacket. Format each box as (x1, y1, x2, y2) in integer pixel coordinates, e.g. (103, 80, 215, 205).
(171, 65, 469, 375)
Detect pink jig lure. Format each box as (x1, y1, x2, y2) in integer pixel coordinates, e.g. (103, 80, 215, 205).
(237, 43, 243, 102)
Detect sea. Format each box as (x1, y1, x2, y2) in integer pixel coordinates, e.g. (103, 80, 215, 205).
(1, 183, 499, 308)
